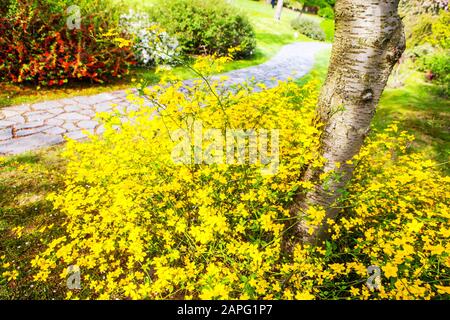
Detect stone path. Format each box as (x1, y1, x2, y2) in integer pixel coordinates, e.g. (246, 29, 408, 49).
(0, 42, 331, 155)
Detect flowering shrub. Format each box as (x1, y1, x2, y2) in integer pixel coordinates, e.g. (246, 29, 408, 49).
(318, 7, 335, 20)
(291, 16, 326, 41)
(417, 50, 450, 95)
(319, 127, 450, 299)
(120, 10, 180, 67)
(0, 0, 135, 86)
(425, 11, 450, 50)
(410, 11, 450, 95)
(149, 0, 256, 58)
(28, 58, 449, 300)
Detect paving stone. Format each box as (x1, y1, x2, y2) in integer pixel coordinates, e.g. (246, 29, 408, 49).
(48, 107, 65, 115)
(115, 105, 127, 113)
(6, 115, 26, 124)
(89, 93, 116, 104)
(95, 125, 105, 135)
(56, 112, 91, 121)
(15, 125, 52, 137)
(58, 98, 80, 105)
(64, 105, 84, 112)
(126, 104, 140, 112)
(1, 110, 19, 118)
(79, 109, 96, 117)
(111, 98, 127, 104)
(70, 96, 95, 105)
(46, 118, 64, 126)
(65, 130, 90, 140)
(71, 95, 112, 106)
(0, 128, 13, 141)
(0, 133, 64, 155)
(110, 90, 128, 99)
(0, 120, 14, 128)
(62, 122, 79, 132)
(43, 127, 67, 135)
(77, 120, 98, 129)
(27, 112, 54, 122)
(7, 105, 32, 113)
(93, 102, 114, 113)
(15, 121, 45, 130)
(32, 100, 64, 111)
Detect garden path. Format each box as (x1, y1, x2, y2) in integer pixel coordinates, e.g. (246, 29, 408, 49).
(0, 42, 331, 155)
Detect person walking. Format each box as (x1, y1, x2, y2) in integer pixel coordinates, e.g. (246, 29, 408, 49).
(271, 0, 276, 9)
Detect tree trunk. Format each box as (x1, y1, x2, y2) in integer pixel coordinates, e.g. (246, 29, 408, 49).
(275, 0, 284, 20)
(294, 0, 406, 244)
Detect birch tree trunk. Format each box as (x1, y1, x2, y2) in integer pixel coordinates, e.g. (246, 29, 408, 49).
(294, 0, 406, 244)
(275, 0, 284, 20)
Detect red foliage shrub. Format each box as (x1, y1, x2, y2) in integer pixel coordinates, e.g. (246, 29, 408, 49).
(0, 1, 136, 86)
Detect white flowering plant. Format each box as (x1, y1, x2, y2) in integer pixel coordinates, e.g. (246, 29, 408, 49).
(120, 10, 180, 67)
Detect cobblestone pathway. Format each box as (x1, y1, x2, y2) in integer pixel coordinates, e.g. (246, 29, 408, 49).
(0, 42, 331, 155)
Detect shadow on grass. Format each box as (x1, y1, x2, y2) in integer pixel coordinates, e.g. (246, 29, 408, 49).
(1, 154, 41, 168)
(376, 76, 450, 173)
(0, 147, 66, 299)
(257, 32, 297, 46)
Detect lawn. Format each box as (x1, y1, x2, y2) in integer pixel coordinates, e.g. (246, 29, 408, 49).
(377, 74, 450, 173)
(0, 0, 331, 109)
(0, 148, 66, 299)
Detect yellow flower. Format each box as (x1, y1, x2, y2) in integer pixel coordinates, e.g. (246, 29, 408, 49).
(350, 287, 360, 297)
(445, 257, 450, 268)
(2, 270, 19, 281)
(435, 285, 450, 295)
(383, 263, 398, 279)
(295, 291, 315, 300)
(12, 226, 24, 238)
(407, 220, 424, 233)
(26, 62, 449, 301)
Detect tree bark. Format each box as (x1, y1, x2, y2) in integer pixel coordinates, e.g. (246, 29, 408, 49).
(294, 0, 406, 244)
(275, 0, 284, 20)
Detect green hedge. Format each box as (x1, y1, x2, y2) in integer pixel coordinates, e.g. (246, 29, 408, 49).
(149, 0, 256, 58)
(291, 15, 326, 41)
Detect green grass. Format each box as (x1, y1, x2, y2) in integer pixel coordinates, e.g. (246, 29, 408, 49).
(0, 0, 331, 109)
(296, 47, 331, 88)
(320, 19, 335, 42)
(0, 148, 66, 299)
(377, 74, 450, 173)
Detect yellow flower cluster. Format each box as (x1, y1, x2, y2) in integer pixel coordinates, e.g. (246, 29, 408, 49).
(325, 125, 450, 299)
(1, 257, 19, 282)
(29, 58, 449, 300)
